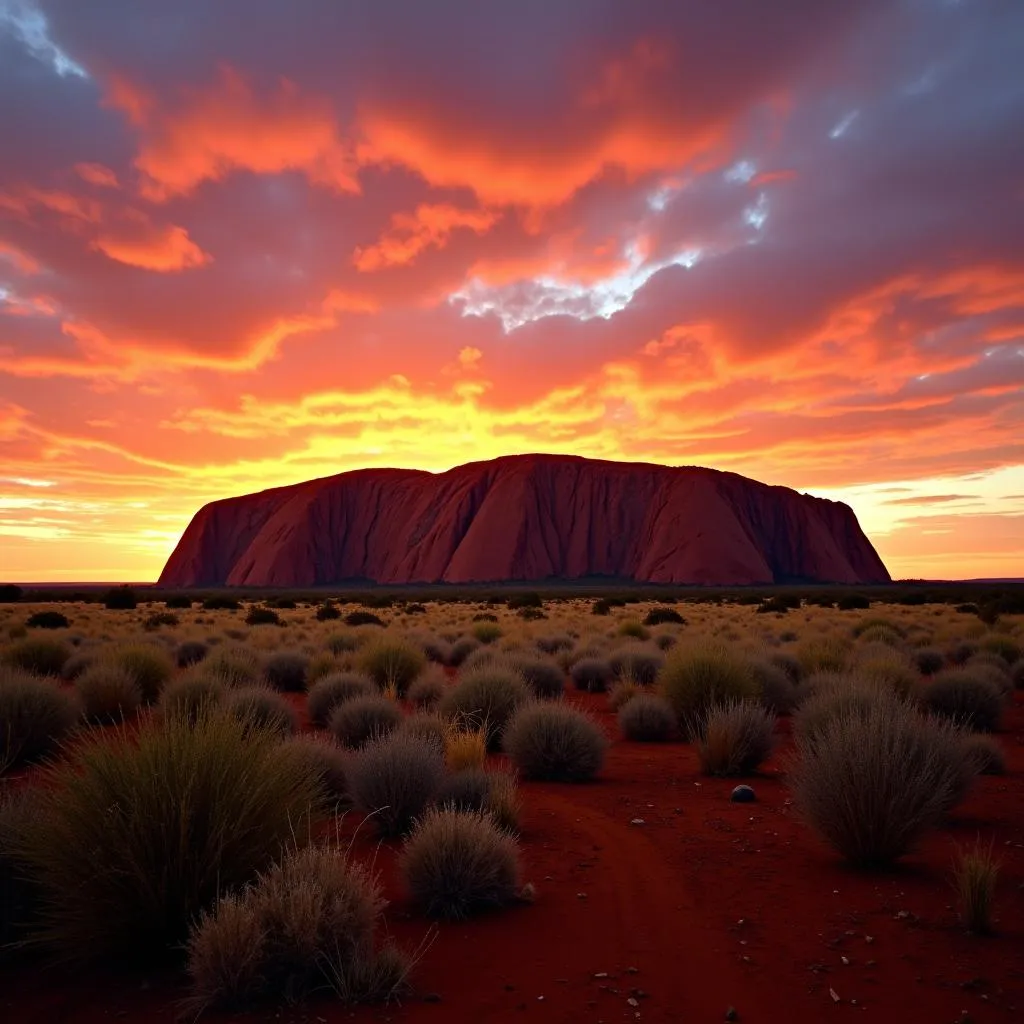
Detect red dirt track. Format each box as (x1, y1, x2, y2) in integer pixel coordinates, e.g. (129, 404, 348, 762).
(3, 692, 1023, 1024)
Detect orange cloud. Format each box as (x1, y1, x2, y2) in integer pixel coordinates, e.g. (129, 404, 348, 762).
(92, 220, 210, 272)
(354, 204, 500, 271)
(75, 163, 120, 189)
(107, 66, 359, 200)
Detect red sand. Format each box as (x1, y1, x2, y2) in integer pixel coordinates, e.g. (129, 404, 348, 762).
(3, 692, 1022, 1024)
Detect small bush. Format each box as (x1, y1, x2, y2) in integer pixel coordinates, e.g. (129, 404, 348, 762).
(448, 637, 480, 666)
(107, 643, 174, 703)
(348, 734, 445, 837)
(158, 672, 225, 723)
(445, 726, 487, 771)
(204, 644, 262, 687)
(856, 651, 919, 699)
(752, 659, 802, 715)
(165, 595, 193, 609)
(535, 633, 573, 655)
(607, 678, 641, 711)
(517, 606, 546, 620)
(10, 711, 321, 960)
(0, 583, 23, 602)
(397, 712, 447, 754)
(407, 666, 447, 709)
(617, 619, 650, 640)
(435, 767, 494, 814)
(439, 666, 529, 749)
(794, 674, 882, 742)
(330, 694, 403, 748)
(836, 594, 870, 611)
(60, 649, 95, 681)
(277, 734, 349, 804)
(791, 696, 974, 867)
(103, 586, 137, 610)
(202, 596, 241, 611)
(797, 636, 850, 675)
(344, 610, 383, 628)
(924, 669, 1003, 732)
(696, 701, 776, 776)
(914, 647, 945, 676)
(961, 733, 1006, 775)
(245, 606, 281, 627)
(952, 840, 1000, 934)
(2, 636, 71, 677)
(308, 672, 375, 728)
(401, 808, 522, 920)
(226, 686, 298, 736)
(0, 668, 80, 769)
(26, 610, 70, 630)
(643, 606, 685, 626)
(618, 694, 675, 742)
(471, 621, 502, 645)
(264, 651, 309, 693)
(570, 657, 613, 693)
(144, 611, 179, 630)
(326, 630, 361, 655)
(76, 664, 143, 723)
(503, 702, 608, 782)
(609, 646, 663, 686)
(174, 639, 208, 668)
(513, 657, 565, 699)
(981, 634, 1020, 666)
(187, 843, 404, 1012)
(591, 599, 611, 616)
(357, 637, 426, 696)
(658, 643, 757, 737)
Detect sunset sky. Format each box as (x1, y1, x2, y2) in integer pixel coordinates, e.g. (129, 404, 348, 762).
(1, 0, 1023, 583)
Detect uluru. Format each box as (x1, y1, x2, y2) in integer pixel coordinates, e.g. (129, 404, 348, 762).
(158, 454, 890, 587)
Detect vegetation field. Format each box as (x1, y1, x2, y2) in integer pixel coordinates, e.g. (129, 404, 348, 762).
(1, 588, 1022, 1023)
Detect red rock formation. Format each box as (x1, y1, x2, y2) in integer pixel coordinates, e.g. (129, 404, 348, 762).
(158, 454, 890, 587)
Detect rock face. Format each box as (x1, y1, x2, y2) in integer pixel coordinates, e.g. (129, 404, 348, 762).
(158, 454, 890, 587)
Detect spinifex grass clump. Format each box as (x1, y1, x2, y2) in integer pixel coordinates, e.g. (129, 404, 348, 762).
(2, 636, 71, 677)
(187, 843, 408, 1013)
(105, 643, 174, 703)
(204, 644, 262, 687)
(8, 711, 321, 961)
(308, 672, 375, 727)
(696, 701, 776, 776)
(407, 666, 447, 708)
(263, 651, 309, 692)
(401, 808, 522, 920)
(348, 733, 445, 837)
(356, 636, 426, 696)
(158, 672, 226, 724)
(791, 692, 975, 867)
(330, 694, 403, 748)
(952, 839, 1000, 934)
(226, 685, 298, 736)
(75, 663, 142, 724)
(617, 693, 675, 742)
(609, 645, 664, 686)
(658, 642, 757, 737)
(503, 701, 608, 782)
(439, 665, 529, 750)
(0, 667, 80, 770)
(924, 668, 1004, 732)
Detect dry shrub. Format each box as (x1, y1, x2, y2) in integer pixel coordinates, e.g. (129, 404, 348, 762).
(356, 637, 426, 696)
(570, 656, 614, 693)
(607, 678, 641, 711)
(397, 712, 448, 754)
(157, 672, 225, 723)
(174, 639, 208, 669)
(348, 733, 445, 837)
(448, 637, 480, 666)
(444, 725, 487, 771)
(617, 619, 650, 640)
(696, 701, 775, 776)
(961, 733, 1006, 775)
(952, 839, 1000, 934)
(307, 672, 375, 728)
(791, 694, 975, 867)
(277, 734, 349, 804)
(401, 808, 522, 920)
(306, 651, 340, 684)
(796, 635, 851, 675)
(0, 667, 80, 769)
(204, 644, 262, 687)
(187, 844, 406, 1013)
(486, 768, 522, 833)
(980, 634, 1020, 666)
(856, 650, 920, 699)
(226, 685, 298, 736)
(105, 643, 174, 703)
(503, 701, 608, 782)
(512, 656, 565, 699)
(76, 663, 142, 724)
(471, 621, 503, 645)
(793, 673, 883, 742)
(407, 665, 447, 709)
(2, 636, 71, 677)
(325, 631, 362, 656)
(535, 633, 573, 655)
(924, 669, 1003, 732)
(914, 647, 945, 676)
(439, 665, 529, 750)
(617, 693, 675, 742)
(658, 642, 757, 737)
(9, 711, 321, 960)
(329, 694, 403, 748)
(264, 651, 309, 693)
(609, 645, 664, 685)
(752, 658, 802, 714)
